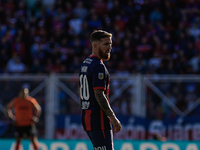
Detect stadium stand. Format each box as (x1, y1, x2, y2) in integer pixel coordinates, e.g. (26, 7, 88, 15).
(0, 0, 200, 138)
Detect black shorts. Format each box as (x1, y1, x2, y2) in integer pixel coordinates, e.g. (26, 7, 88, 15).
(15, 125, 37, 138)
(86, 130, 114, 150)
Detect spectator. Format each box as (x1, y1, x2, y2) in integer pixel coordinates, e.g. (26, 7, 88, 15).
(45, 36, 59, 56)
(73, 1, 88, 20)
(68, 13, 83, 35)
(189, 53, 200, 72)
(185, 84, 197, 108)
(52, 58, 63, 73)
(0, 49, 9, 73)
(189, 23, 200, 41)
(134, 54, 146, 73)
(6, 55, 25, 73)
(11, 36, 25, 59)
(1, 0, 200, 120)
(149, 7, 163, 24)
(30, 59, 44, 73)
(93, 0, 108, 16)
(52, 15, 65, 34)
(30, 36, 46, 62)
(195, 36, 200, 52)
(88, 14, 102, 29)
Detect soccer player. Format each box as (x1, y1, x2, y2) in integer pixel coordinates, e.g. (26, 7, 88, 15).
(79, 30, 122, 150)
(6, 87, 41, 150)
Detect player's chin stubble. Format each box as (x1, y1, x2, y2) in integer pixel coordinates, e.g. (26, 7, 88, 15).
(99, 48, 110, 61)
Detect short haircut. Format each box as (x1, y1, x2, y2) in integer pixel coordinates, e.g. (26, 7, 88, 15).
(90, 30, 112, 43)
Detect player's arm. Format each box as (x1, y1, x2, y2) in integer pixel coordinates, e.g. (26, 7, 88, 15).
(94, 89, 114, 117)
(79, 87, 81, 104)
(34, 103, 41, 117)
(94, 89, 121, 133)
(33, 100, 42, 122)
(34, 103, 42, 118)
(5, 99, 15, 120)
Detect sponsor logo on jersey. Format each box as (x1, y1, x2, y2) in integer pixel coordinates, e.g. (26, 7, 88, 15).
(94, 146, 106, 150)
(98, 73, 104, 80)
(82, 101, 90, 109)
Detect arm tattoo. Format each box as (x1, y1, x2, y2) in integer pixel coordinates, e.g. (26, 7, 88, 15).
(94, 89, 114, 117)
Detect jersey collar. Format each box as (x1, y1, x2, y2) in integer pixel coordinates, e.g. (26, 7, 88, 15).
(89, 55, 103, 62)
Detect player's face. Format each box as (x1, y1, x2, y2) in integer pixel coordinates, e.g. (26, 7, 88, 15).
(19, 88, 29, 99)
(98, 37, 112, 61)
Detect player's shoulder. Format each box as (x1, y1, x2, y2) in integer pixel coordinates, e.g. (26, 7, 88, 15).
(83, 55, 101, 64)
(82, 56, 102, 67)
(81, 55, 105, 72)
(26, 96, 36, 102)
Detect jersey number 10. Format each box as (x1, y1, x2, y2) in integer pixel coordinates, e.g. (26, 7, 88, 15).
(79, 74, 90, 100)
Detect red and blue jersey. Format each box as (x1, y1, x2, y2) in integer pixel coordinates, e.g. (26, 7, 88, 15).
(79, 55, 111, 131)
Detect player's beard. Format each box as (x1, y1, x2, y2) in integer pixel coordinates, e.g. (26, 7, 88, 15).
(99, 47, 110, 61)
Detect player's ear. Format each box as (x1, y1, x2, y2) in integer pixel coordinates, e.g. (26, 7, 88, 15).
(93, 42, 98, 51)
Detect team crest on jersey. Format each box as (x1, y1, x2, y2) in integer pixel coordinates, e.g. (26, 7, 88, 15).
(98, 73, 104, 80)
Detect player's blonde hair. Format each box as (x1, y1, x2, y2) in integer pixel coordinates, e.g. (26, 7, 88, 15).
(90, 30, 112, 43)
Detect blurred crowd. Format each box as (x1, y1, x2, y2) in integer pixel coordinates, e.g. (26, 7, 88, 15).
(0, 0, 200, 75)
(1, 0, 200, 120)
(1, 0, 200, 138)
(146, 81, 200, 120)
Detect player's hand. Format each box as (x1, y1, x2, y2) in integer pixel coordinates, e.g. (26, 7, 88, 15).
(9, 115, 15, 121)
(110, 116, 122, 133)
(155, 134, 167, 142)
(8, 116, 16, 125)
(32, 116, 39, 123)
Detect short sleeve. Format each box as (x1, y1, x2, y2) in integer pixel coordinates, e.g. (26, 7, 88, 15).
(93, 64, 106, 90)
(30, 97, 38, 106)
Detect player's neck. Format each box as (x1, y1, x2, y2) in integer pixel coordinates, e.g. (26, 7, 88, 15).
(91, 52, 102, 61)
(20, 95, 29, 99)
